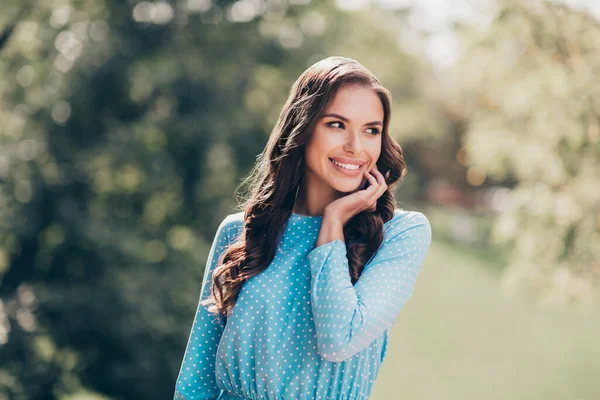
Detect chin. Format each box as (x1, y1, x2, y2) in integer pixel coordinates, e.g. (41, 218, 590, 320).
(329, 179, 361, 194)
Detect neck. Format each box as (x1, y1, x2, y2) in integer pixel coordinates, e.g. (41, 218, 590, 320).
(292, 169, 343, 216)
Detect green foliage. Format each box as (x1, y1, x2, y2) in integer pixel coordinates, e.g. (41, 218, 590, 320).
(442, 0, 600, 305)
(0, 0, 422, 398)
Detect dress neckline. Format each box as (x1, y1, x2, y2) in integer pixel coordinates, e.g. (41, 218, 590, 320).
(291, 212, 324, 220)
(281, 212, 323, 248)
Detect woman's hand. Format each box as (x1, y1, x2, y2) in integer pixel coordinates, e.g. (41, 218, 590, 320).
(323, 164, 388, 227)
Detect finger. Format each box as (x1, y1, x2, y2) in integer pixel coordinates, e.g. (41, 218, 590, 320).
(363, 169, 378, 191)
(372, 164, 380, 176)
(362, 170, 380, 207)
(376, 170, 388, 197)
(369, 168, 387, 195)
(368, 168, 387, 203)
(371, 167, 385, 186)
(370, 164, 382, 178)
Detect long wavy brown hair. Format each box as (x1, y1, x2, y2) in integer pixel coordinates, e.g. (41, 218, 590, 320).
(201, 56, 408, 319)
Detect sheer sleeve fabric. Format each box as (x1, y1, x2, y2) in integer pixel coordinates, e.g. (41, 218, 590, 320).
(174, 216, 235, 399)
(307, 211, 432, 363)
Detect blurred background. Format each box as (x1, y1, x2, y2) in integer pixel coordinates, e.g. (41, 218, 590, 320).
(0, 0, 599, 398)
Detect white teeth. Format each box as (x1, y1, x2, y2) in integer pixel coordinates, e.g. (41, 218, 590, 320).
(331, 159, 360, 170)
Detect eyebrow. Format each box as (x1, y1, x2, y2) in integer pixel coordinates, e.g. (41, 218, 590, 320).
(320, 113, 383, 127)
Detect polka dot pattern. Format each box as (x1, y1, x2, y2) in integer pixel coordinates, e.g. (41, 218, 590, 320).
(174, 209, 432, 400)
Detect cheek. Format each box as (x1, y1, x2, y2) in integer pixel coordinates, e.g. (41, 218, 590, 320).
(372, 148, 382, 163)
(305, 144, 326, 175)
(305, 130, 334, 167)
(368, 141, 382, 162)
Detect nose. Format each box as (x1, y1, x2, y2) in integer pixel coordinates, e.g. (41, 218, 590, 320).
(342, 130, 363, 155)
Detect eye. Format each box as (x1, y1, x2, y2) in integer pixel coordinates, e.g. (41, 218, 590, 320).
(327, 121, 344, 129)
(327, 121, 380, 135)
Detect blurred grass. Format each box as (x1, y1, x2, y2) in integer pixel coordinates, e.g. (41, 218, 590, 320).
(418, 204, 509, 271)
(371, 229, 600, 400)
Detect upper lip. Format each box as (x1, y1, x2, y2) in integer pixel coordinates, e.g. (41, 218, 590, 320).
(329, 157, 367, 166)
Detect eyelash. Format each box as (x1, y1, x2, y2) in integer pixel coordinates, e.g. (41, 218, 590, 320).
(327, 121, 380, 135)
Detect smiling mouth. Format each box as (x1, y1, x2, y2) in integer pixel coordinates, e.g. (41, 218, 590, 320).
(329, 158, 366, 171)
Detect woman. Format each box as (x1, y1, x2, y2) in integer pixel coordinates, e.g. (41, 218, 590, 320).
(174, 56, 432, 400)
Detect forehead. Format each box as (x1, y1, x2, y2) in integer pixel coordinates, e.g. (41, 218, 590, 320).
(323, 85, 384, 120)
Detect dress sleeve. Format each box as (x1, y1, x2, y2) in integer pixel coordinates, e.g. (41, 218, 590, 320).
(307, 211, 432, 363)
(174, 216, 234, 400)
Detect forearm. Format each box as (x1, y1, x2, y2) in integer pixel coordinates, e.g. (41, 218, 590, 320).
(308, 239, 361, 361)
(308, 212, 432, 362)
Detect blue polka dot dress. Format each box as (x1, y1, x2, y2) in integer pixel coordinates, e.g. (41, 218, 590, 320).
(174, 208, 432, 400)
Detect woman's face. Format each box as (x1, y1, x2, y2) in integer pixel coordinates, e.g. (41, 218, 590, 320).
(304, 84, 384, 195)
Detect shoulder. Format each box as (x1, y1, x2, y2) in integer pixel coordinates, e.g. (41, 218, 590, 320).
(219, 211, 245, 243)
(383, 208, 432, 243)
(222, 210, 244, 226)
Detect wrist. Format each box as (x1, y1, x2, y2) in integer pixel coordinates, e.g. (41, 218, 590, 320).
(323, 208, 345, 226)
(316, 214, 345, 247)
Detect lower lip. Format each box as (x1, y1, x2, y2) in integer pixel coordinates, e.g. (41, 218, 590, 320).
(329, 159, 364, 177)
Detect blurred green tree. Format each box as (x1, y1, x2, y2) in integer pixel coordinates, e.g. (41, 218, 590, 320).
(0, 0, 423, 398)
(435, 0, 600, 305)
